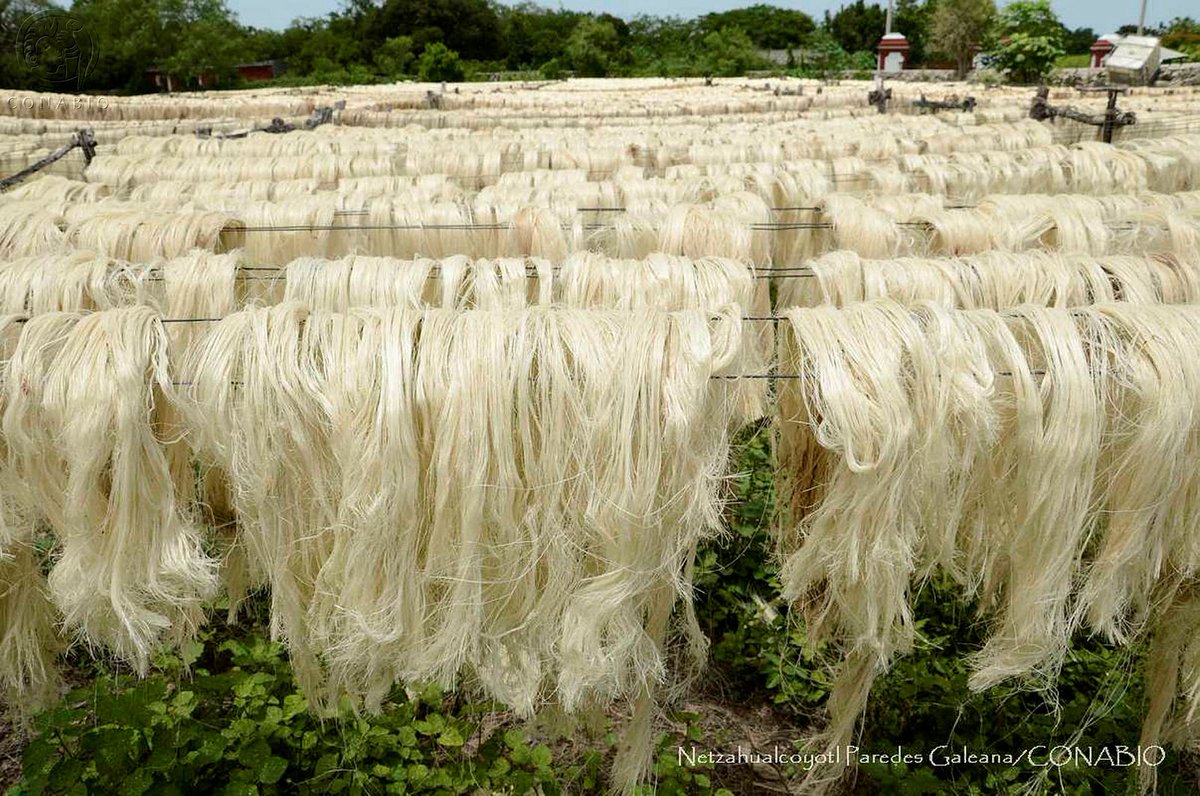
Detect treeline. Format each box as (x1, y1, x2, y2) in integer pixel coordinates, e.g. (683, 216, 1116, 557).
(1, 0, 1196, 94)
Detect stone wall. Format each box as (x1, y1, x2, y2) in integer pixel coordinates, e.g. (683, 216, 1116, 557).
(1050, 63, 1200, 87)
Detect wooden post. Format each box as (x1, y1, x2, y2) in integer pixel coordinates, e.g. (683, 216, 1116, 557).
(1102, 87, 1118, 143)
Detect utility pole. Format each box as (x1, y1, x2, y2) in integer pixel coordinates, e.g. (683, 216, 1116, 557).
(873, 0, 896, 114)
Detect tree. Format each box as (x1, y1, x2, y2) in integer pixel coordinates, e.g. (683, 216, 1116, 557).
(374, 35, 414, 77)
(986, 0, 1064, 83)
(65, 0, 257, 91)
(827, 0, 886, 54)
(497, 3, 580, 70)
(699, 5, 815, 50)
(801, 29, 852, 76)
(931, 0, 995, 78)
(373, 0, 502, 61)
(71, 0, 168, 90)
(416, 41, 463, 82)
(1061, 26, 1095, 54)
(159, 0, 246, 87)
(894, 0, 934, 65)
(565, 17, 619, 77)
(275, 19, 359, 77)
(625, 14, 698, 76)
(697, 26, 765, 76)
(1163, 17, 1200, 61)
(1, 0, 87, 90)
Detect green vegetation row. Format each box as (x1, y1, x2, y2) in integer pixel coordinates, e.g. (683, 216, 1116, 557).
(8, 431, 1197, 795)
(2, 0, 1197, 94)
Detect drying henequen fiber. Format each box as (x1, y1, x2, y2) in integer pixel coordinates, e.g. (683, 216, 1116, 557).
(558, 252, 767, 420)
(2, 307, 217, 670)
(1074, 305, 1200, 645)
(162, 249, 247, 615)
(0, 252, 153, 315)
(965, 305, 1102, 691)
(176, 302, 337, 701)
(775, 300, 1200, 792)
(778, 250, 1200, 311)
(775, 301, 998, 789)
(1140, 585, 1200, 793)
(280, 252, 764, 421)
(0, 313, 60, 711)
(177, 302, 742, 793)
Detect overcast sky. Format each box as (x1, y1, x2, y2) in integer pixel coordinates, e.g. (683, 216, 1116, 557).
(227, 0, 1194, 37)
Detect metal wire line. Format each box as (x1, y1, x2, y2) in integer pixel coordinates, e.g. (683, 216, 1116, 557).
(223, 218, 1166, 233)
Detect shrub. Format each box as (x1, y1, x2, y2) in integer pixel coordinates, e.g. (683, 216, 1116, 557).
(374, 36, 415, 79)
(12, 431, 1195, 794)
(985, 0, 1064, 83)
(417, 42, 465, 83)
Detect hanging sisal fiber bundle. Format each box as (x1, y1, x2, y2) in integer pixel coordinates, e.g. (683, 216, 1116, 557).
(0, 202, 67, 258)
(657, 192, 771, 265)
(0, 314, 61, 710)
(819, 195, 901, 258)
(558, 252, 767, 419)
(281, 255, 549, 312)
(5, 175, 111, 203)
(360, 199, 476, 260)
(163, 250, 242, 331)
(175, 302, 338, 699)
(215, 199, 335, 264)
(282, 256, 357, 311)
(2, 308, 217, 670)
(0, 252, 151, 315)
(976, 194, 1159, 255)
(709, 192, 773, 264)
(64, 210, 234, 261)
(1140, 585, 1200, 793)
(161, 250, 244, 596)
(0, 538, 61, 710)
(963, 306, 1102, 691)
(749, 171, 827, 265)
(775, 301, 999, 783)
(557, 252, 753, 311)
(505, 206, 571, 261)
(457, 258, 544, 309)
(178, 303, 742, 792)
(906, 207, 996, 255)
(778, 251, 1200, 311)
(583, 210, 660, 259)
(774, 300, 1200, 791)
(1072, 305, 1200, 647)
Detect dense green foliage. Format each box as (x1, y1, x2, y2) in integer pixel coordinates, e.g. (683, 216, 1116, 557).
(699, 5, 815, 50)
(8, 429, 1196, 793)
(0, 0, 1130, 94)
(986, 0, 1065, 83)
(693, 428, 1196, 794)
(1162, 17, 1200, 61)
(10, 626, 584, 795)
(415, 42, 463, 83)
(932, 0, 996, 78)
(823, 0, 886, 55)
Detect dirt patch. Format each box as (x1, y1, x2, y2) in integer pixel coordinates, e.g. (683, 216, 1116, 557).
(673, 698, 808, 794)
(0, 715, 27, 793)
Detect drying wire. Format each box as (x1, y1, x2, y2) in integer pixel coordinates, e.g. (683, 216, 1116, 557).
(223, 219, 1163, 233)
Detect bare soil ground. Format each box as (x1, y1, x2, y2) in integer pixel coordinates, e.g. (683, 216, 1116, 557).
(0, 717, 25, 793)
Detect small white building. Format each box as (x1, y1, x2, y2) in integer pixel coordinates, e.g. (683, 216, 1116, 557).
(1092, 33, 1188, 84)
(877, 33, 909, 73)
